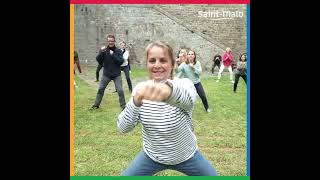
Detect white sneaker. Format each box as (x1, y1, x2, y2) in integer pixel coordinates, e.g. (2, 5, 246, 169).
(206, 109, 211, 113)
(231, 80, 235, 83)
(216, 80, 219, 82)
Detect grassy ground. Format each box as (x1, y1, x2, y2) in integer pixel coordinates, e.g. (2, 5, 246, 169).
(73, 66, 247, 176)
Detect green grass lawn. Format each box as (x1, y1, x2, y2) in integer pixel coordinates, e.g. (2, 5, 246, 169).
(74, 67, 247, 176)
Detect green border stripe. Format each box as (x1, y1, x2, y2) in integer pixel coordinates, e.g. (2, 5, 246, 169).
(71, 176, 250, 180)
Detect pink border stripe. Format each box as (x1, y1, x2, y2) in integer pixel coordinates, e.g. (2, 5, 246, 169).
(70, 0, 250, 4)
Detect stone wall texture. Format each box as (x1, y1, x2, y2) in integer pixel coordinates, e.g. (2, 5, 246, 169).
(74, 4, 247, 71)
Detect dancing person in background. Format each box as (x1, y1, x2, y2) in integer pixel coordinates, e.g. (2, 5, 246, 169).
(216, 47, 234, 83)
(234, 53, 247, 93)
(89, 35, 126, 110)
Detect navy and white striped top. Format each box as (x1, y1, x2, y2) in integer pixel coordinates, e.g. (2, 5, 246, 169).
(117, 78, 198, 165)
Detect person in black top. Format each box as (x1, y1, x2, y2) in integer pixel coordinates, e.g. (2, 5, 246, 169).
(211, 52, 221, 74)
(90, 35, 126, 110)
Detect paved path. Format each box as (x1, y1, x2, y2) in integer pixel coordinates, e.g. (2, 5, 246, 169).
(75, 65, 148, 93)
(75, 65, 224, 92)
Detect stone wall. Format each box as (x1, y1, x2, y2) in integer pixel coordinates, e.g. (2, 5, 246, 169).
(74, 4, 247, 71)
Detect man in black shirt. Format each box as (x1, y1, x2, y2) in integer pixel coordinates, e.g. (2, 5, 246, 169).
(90, 35, 126, 110)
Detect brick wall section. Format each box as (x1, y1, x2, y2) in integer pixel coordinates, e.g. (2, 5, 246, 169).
(74, 4, 247, 72)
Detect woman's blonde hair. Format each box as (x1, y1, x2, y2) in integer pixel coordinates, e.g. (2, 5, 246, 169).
(179, 49, 187, 56)
(178, 49, 188, 64)
(144, 41, 175, 79)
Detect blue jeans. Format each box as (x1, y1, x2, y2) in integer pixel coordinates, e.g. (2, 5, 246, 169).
(121, 150, 218, 176)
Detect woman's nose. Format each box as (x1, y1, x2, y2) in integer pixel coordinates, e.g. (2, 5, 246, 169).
(154, 60, 161, 67)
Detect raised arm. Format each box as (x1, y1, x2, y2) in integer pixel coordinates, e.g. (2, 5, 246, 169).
(193, 61, 202, 76)
(96, 51, 104, 65)
(117, 97, 140, 133)
(176, 62, 186, 73)
(166, 78, 197, 111)
(113, 49, 124, 65)
(223, 53, 229, 61)
(130, 79, 196, 112)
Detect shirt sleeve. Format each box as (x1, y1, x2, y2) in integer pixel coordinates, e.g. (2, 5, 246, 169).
(166, 78, 197, 111)
(176, 62, 186, 73)
(223, 53, 229, 61)
(96, 51, 104, 65)
(117, 97, 140, 133)
(114, 49, 124, 65)
(117, 82, 147, 133)
(194, 61, 202, 76)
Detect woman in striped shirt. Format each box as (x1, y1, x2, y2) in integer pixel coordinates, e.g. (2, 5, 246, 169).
(117, 41, 218, 176)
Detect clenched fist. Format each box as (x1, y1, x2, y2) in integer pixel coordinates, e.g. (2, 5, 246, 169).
(133, 80, 172, 107)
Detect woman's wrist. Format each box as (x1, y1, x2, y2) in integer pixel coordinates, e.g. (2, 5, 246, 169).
(133, 95, 143, 107)
(164, 81, 173, 101)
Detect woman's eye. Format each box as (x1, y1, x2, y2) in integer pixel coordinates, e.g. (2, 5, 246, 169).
(160, 59, 168, 63)
(148, 59, 156, 63)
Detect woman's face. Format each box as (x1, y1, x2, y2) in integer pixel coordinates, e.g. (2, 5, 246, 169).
(147, 46, 173, 82)
(241, 55, 246, 61)
(120, 42, 126, 49)
(179, 54, 187, 62)
(187, 51, 195, 63)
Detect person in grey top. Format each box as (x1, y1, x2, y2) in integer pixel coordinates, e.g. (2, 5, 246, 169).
(234, 53, 247, 93)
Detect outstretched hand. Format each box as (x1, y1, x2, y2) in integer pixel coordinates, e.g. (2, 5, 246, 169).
(133, 81, 172, 107)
